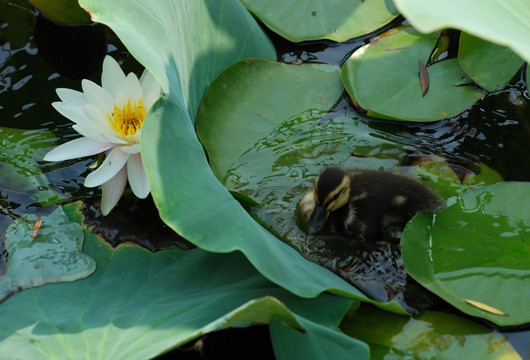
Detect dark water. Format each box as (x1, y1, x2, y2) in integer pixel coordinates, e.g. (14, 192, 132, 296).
(1, 2, 529, 358)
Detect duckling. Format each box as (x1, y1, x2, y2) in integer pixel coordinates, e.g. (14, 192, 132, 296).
(298, 166, 443, 241)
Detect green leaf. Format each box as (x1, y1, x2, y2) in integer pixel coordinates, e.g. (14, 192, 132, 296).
(393, 0, 530, 64)
(198, 57, 453, 313)
(0, 128, 64, 207)
(80, 0, 275, 123)
(29, 0, 92, 25)
(341, 305, 522, 359)
(459, 32, 524, 92)
(402, 182, 530, 326)
(341, 27, 485, 121)
(0, 226, 355, 359)
(240, 0, 399, 42)
(143, 98, 371, 302)
(271, 317, 369, 360)
(0, 203, 95, 302)
(198, 59, 345, 179)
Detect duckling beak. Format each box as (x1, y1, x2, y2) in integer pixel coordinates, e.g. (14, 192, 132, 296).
(307, 204, 328, 235)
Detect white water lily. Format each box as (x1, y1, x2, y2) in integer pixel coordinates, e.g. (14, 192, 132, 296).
(44, 55, 161, 215)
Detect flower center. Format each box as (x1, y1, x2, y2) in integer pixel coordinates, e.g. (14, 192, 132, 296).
(110, 99, 146, 136)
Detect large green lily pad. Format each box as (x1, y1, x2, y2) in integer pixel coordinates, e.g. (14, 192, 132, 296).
(393, 0, 530, 63)
(341, 27, 485, 121)
(402, 182, 530, 326)
(341, 305, 522, 359)
(240, 0, 399, 42)
(459, 32, 524, 92)
(0, 205, 363, 359)
(0, 203, 95, 302)
(198, 59, 344, 180)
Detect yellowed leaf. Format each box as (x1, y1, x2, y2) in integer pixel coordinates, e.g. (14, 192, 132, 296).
(463, 299, 507, 316)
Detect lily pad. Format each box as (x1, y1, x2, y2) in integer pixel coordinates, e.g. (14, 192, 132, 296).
(402, 182, 530, 326)
(393, 0, 530, 63)
(0, 203, 95, 302)
(341, 27, 485, 121)
(198, 59, 345, 180)
(240, 0, 400, 42)
(0, 218, 363, 359)
(459, 32, 524, 92)
(341, 305, 522, 359)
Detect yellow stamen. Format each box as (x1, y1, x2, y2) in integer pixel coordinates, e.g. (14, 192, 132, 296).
(110, 99, 146, 136)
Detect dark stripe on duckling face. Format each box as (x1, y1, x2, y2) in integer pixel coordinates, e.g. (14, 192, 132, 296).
(307, 167, 351, 234)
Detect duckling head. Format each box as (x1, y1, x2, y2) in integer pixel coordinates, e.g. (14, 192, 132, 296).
(307, 167, 351, 235)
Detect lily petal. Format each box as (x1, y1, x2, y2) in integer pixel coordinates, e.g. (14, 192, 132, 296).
(100, 165, 127, 215)
(43, 137, 114, 161)
(127, 153, 150, 198)
(120, 143, 141, 154)
(81, 79, 114, 114)
(82, 103, 117, 134)
(56, 88, 87, 106)
(84, 147, 128, 188)
(123, 72, 143, 105)
(52, 102, 90, 125)
(72, 124, 108, 143)
(140, 70, 162, 110)
(101, 56, 126, 100)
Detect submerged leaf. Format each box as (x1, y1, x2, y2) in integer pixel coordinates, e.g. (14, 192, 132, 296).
(341, 305, 521, 359)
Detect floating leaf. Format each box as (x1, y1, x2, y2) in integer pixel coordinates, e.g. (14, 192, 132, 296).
(341, 27, 485, 121)
(0, 203, 95, 302)
(402, 182, 530, 326)
(459, 32, 524, 92)
(341, 305, 522, 359)
(240, 0, 400, 42)
(198, 59, 345, 179)
(393, 0, 530, 63)
(0, 223, 361, 359)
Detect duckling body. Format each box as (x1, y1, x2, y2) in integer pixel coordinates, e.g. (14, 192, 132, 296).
(298, 166, 443, 241)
